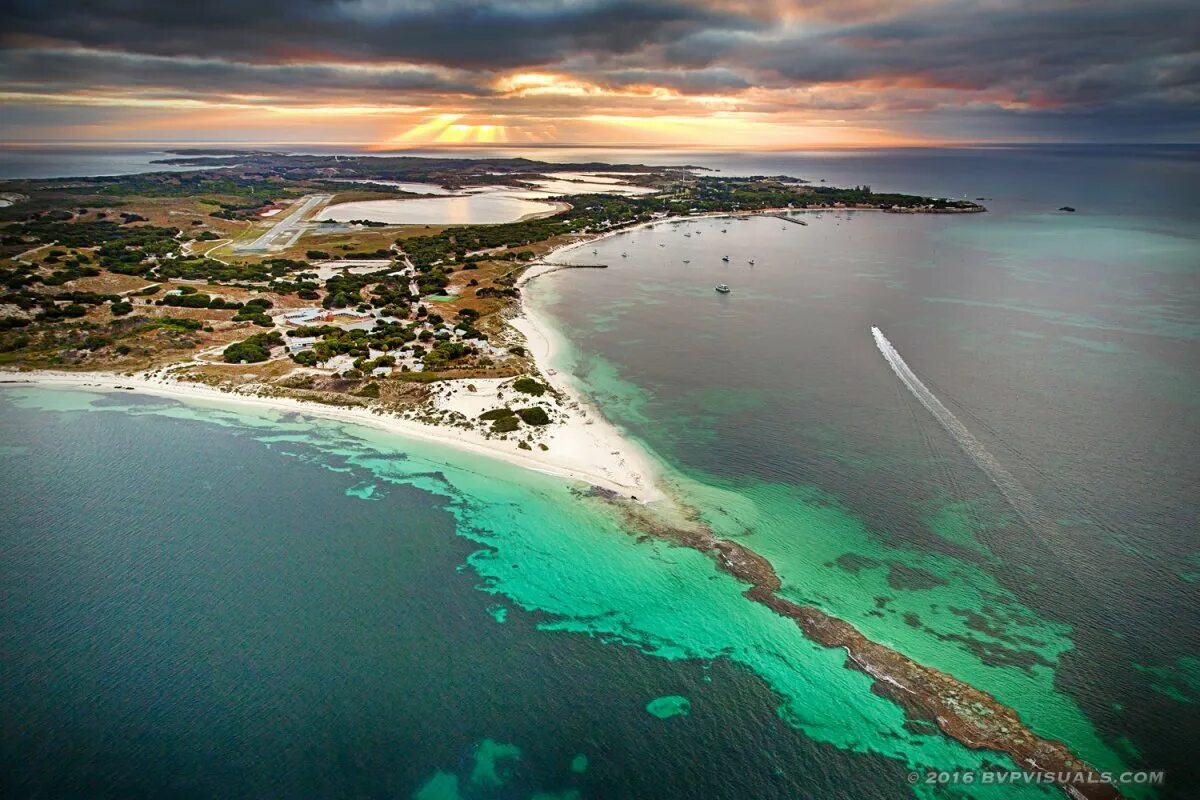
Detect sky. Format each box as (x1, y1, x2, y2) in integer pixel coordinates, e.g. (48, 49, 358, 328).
(1, 0, 1197, 148)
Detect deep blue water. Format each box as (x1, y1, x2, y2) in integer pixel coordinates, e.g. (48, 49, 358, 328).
(0, 392, 913, 800)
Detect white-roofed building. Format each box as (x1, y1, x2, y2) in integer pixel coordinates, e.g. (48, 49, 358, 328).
(286, 336, 318, 354)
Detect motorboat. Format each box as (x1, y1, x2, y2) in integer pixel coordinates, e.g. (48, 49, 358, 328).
(715, 284, 731, 293)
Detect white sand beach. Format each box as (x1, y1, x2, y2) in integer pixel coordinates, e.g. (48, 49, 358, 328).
(1, 211, 807, 505)
(0, 225, 670, 503)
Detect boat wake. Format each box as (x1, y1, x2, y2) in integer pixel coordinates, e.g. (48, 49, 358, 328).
(871, 326, 1053, 537)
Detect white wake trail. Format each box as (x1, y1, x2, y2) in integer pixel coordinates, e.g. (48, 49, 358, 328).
(872, 326, 1052, 536)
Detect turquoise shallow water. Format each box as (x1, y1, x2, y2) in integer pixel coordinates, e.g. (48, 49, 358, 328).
(1, 385, 1058, 799)
(2, 146, 1197, 799)
(535, 147, 1199, 796)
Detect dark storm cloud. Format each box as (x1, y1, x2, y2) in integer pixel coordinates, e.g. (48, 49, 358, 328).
(660, 1, 1198, 99)
(0, 0, 1196, 139)
(0, 0, 761, 69)
(0, 48, 484, 99)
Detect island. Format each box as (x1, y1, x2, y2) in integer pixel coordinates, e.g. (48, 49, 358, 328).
(0, 154, 1119, 798)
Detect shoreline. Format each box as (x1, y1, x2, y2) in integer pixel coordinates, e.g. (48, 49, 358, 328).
(0, 205, 977, 503)
(512, 214, 1120, 800)
(0, 220, 674, 503)
(0, 366, 666, 503)
(0, 205, 973, 504)
(0, 205, 1119, 798)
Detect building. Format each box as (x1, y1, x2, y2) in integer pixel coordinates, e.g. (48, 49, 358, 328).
(286, 336, 318, 354)
(283, 308, 324, 325)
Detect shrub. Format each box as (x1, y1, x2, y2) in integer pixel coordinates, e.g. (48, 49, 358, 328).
(222, 331, 283, 363)
(82, 335, 112, 350)
(356, 381, 381, 398)
(233, 309, 273, 326)
(397, 371, 441, 383)
(163, 292, 211, 308)
(223, 342, 268, 363)
(492, 415, 520, 433)
(512, 377, 546, 396)
(110, 301, 134, 316)
(478, 408, 515, 420)
(516, 406, 551, 426)
(151, 316, 203, 331)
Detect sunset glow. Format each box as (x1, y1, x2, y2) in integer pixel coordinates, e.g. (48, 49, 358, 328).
(1, 1, 1196, 146)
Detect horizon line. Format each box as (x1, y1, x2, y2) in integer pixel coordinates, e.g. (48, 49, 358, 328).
(3, 140, 1198, 151)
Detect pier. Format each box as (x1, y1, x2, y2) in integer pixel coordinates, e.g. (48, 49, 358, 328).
(766, 213, 808, 226)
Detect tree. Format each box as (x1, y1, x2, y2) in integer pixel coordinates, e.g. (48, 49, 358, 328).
(223, 331, 283, 363)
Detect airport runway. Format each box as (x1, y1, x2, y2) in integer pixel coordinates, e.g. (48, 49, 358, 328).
(236, 193, 331, 253)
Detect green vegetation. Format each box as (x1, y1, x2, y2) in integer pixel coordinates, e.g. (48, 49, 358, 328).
(396, 371, 443, 383)
(422, 340, 474, 369)
(491, 415, 520, 433)
(223, 331, 283, 363)
(231, 298, 275, 326)
(0, 154, 982, 380)
(156, 257, 309, 284)
(515, 406, 551, 426)
(479, 407, 516, 420)
(393, 178, 982, 295)
(291, 350, 319, 367)
(144, 316, 204, 332)
(512, 377, 547, 396)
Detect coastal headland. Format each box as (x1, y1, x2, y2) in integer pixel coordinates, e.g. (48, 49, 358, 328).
(0, 153, 1120, 798)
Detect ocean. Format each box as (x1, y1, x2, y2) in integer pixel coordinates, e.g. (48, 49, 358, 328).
(2, 145, 1197, 799)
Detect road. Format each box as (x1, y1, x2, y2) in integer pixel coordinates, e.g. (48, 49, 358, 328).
(235, 194, 331, 253)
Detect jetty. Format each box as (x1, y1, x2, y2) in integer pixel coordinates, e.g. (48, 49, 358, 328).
(766, 213, 808, 226)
